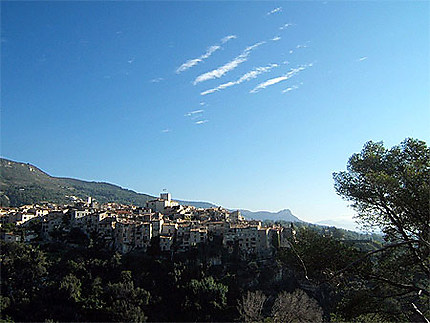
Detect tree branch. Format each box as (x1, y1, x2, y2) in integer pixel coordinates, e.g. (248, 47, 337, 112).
(289, 241, 310, 281)
(367, 275, 429, 297)
(412, 302, 430, 323)
(376, 290, 415, 300)
(328, 240, 422, 280)
(376, 194, 430, 275)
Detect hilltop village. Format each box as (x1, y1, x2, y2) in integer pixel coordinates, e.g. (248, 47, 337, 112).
(0, 193, 294, 259)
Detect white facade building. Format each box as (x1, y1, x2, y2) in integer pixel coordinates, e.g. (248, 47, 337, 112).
(146, 193, 179, 214)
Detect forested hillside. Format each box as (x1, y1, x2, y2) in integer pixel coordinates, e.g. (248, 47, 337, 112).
(0, 158, 155, 207)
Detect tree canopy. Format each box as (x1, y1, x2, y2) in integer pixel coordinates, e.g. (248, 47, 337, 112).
(333, 138, 429, 321)
(333, 138, 429, 264)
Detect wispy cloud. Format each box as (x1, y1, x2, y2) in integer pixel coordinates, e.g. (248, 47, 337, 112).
(282, 84, 299, 93)
(150, 77, 164, 83)
(176, 45, 220, 74)
(194, 41, 265, 85)
(272, 36, 281, 41)
(176, 35, 237, 74)
(195, 120, 208, 125)
(250, 64, 312, 93)
(280, 23, 294, 30)
(221, 35, 237, 44)
(185, 109, 205, 120)
(266, 7, 282, 16)
(358, 56, 368, 61)
(201, 63, 278, 96)
(185, 109, 204, 117)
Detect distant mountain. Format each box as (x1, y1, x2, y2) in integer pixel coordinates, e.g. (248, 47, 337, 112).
(0, 158, 154, 207)
(239, 208, 303, 222)
(177, 200, 219, 209)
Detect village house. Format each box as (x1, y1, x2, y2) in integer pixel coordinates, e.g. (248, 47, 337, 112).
(41, 211, 66, 239)
(114, 218, 154, 253)
(159, 235, 174, 251)
(146, 192, 179, 214)
(97, 215, 116, 238)
(150, 215, 164, 237)
(9, 212, 37, 225)
(206, 221, 226, 235)
(190, 227, 208, 246)
(161, 221, 177, 236)
(1, 194, 293, 260)
(177, 222, 192, 251)
(228, 210, 244, 222)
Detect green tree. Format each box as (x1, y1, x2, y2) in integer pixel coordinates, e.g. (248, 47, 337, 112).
(333, 138, 429, 265)
(59, 273, 82, 302)
(333, 138, 429, 321)
(103, 270, 150, 322)
(279, 228, 362, 282)
(184, 276, 228, 321)
(0, 241, 48, 299)
(0, 241, 48, 321)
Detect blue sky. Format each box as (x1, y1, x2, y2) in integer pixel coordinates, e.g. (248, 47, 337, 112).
(1, 1, 429, 225)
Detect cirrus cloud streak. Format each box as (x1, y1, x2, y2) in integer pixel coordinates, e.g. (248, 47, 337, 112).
(250, 63, 312, 93)
(266, 7, 282, 16)
(193, 41, 265, 85)
(201, 63, 279, 95)
(176, 35, 236, 74)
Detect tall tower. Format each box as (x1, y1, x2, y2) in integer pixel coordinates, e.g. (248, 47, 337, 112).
(160, 192, 171, 201)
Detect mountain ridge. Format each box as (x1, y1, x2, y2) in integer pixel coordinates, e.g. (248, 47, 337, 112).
(0, 158, 155, 207)
(0, 158, 302, 222)
(238, 208, 302, 222)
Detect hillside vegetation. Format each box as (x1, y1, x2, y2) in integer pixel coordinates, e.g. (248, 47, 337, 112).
(0, 158, 154, 207)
